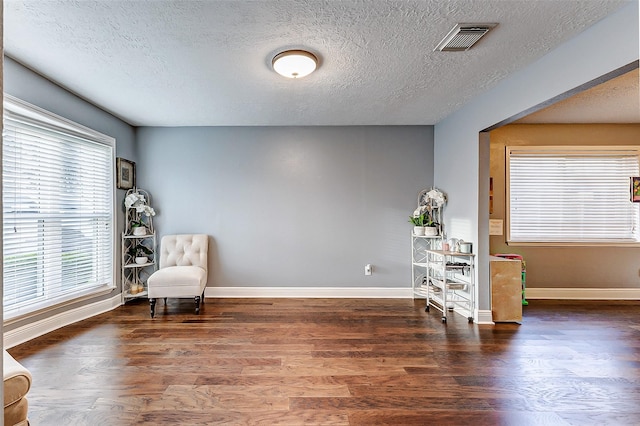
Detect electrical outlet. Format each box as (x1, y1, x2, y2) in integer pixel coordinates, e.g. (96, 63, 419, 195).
(365, 264, 372, 276)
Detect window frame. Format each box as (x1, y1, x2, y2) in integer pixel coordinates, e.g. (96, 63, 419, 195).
(506, 145, 640, 247)
(3, 95, 117, 324)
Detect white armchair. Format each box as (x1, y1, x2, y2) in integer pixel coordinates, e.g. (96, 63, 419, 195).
(4, 350, 32, 426)
(147, 234, 208, 318)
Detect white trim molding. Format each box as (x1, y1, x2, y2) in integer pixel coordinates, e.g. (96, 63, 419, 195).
(4, 293, 122, 349)
(526, 287, 640, 300)
(476, 310, 494, 325)
(206, 287, 413, 299)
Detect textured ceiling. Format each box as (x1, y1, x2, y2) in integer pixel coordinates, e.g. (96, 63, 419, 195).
(516, 68, 640, 124)
(3, 0, 632, 127)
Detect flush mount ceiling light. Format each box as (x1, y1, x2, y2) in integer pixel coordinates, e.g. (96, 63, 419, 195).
(272, 49, 318, 78)
(434, 23, 498, 52)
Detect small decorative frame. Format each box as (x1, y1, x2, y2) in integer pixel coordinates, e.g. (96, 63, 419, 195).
(116, 158, 136, 190)
(631, 177, 640, 202)
(489, 177, 494, 214)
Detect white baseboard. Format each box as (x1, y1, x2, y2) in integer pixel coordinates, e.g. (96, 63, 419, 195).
(476, 310, 494, 325)
(205, 287, 413, 298)
(3, 293, 122, 349)
(526, 287, 640, 300)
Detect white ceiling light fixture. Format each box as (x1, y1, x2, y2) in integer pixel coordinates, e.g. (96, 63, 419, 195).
(435, 23, 498, 52)
(272, 49, 318, 78)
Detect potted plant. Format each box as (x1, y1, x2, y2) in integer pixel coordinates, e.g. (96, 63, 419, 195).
(411, 187, 446, 237)
(409, 213, 428, 236)
(130, 219, 147, 236)
(409, 211, 439, 236)
(423, 216, 439, 236)
(128, 244, 153, 264)
(125, 190, 156, 236)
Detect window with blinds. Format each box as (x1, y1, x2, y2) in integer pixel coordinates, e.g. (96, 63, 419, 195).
(3, 95, 115, 321)
(507, 146, 640, 245)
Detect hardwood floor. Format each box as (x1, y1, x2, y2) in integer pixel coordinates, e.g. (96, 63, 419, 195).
(7, 298, 640, 425)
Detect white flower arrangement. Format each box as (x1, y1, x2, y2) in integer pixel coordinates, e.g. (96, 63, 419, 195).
(412, 206, 424, 217)
(411, 187, 447, 226)
(125, 191, 156, 217)
(426, 188, 446, 207)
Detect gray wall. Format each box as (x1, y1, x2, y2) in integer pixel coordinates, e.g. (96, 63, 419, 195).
(3, 57, 136, 331)
(434, 1, 639, 310)
(136, 126, 434, 291)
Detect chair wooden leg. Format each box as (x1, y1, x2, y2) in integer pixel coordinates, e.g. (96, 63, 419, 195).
(195, 295, 201, 314)
(164, 297, 167, 304)
(150, 298, 156, 318)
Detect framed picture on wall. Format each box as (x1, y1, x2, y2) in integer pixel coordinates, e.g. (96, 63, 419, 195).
(489, 177, 494, 214)
(631, 177, 640, 202)
(116, 158, 136, 190)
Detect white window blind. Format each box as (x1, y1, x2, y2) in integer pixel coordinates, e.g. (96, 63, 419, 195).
(3, 96, 115, 321)
(507, 147, 640, 244)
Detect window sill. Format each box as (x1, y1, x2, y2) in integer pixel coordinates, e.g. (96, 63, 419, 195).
(3, 284, 116, 326)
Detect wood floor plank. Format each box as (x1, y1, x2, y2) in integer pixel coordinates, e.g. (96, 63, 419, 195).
(8, 298, 640, 425)
(348, 409, 570, 426)
(144, 384, 291, 412)
(289, 395, 493, 411)
(137, 409, 350, 426)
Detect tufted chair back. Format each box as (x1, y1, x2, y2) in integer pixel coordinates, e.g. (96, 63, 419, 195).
(159, 234, 208, 272)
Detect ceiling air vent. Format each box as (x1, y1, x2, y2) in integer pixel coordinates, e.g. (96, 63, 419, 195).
(434, 23, 498, 52)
